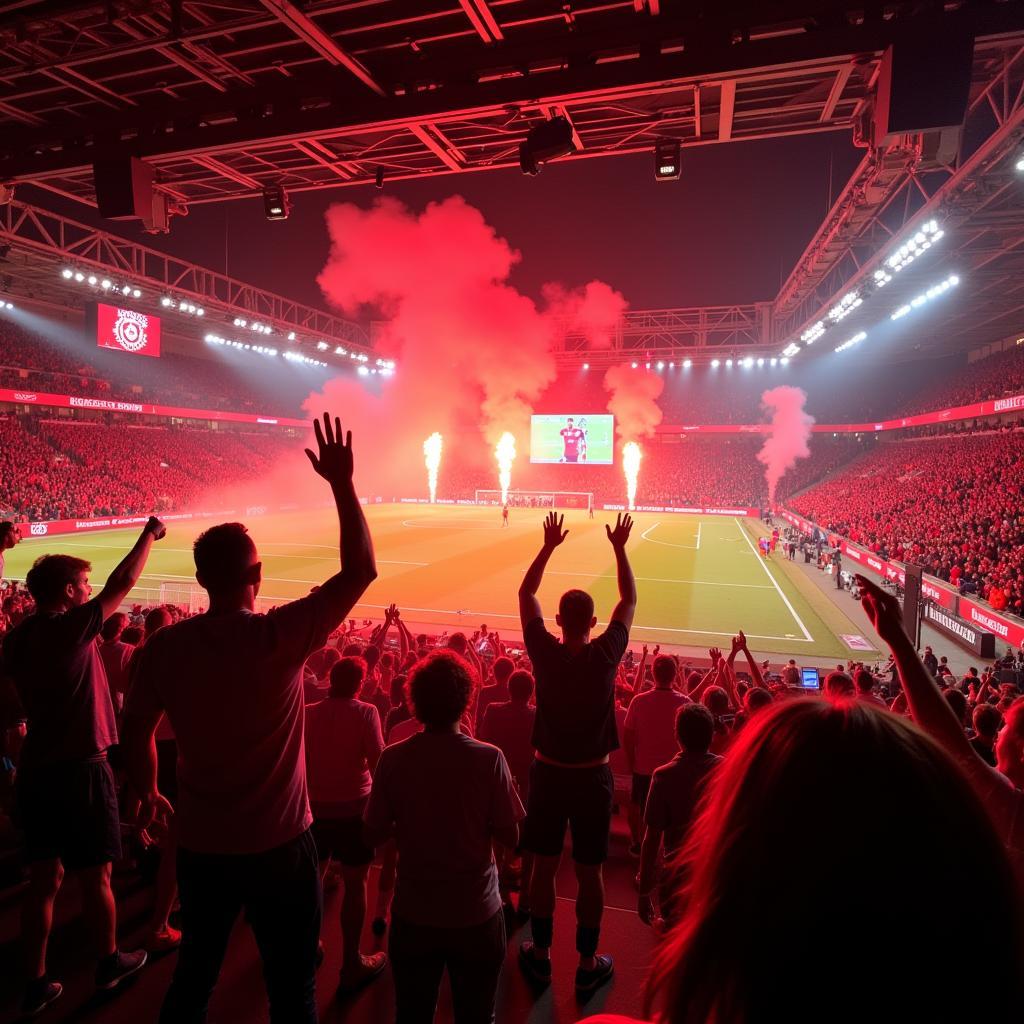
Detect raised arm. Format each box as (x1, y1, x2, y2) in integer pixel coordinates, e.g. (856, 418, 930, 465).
(518, 511, 567, 630)
(304, 414, 378, 620)
(606, 513, 636, 631)
(94, 516, 165, 620)
(372, 605, 397, 651)
(633, 644, 649, 690)
(856, 575, 976, 763)
(737, 630, 765, 689)
(394, 609, 411, 662)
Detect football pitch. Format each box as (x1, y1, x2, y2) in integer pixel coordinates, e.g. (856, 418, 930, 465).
(4, 505, 875, 660)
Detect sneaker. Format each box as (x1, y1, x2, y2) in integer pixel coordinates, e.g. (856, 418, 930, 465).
(146, 926, 182, 955)
(575, 954, 614, 995)
(338, 952, 387, 995)
(95, 949, 147, 991)
(371, 916, 388, 936)
(518, 941, 552, 986)
(21, 979, 62, 1017)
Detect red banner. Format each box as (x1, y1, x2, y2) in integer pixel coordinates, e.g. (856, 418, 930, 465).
(602, 504, 760, 516)
(659, 392, 1024, 435)
(95, 302, 162, 358)
(958, 596, 1024, 649)
(0, 387, 307, 428)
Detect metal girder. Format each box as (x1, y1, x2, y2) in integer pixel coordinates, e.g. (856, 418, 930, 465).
(5, 4, 1022, 207)
(771, 38, 1024, 358)
(0, 199, 369, 350)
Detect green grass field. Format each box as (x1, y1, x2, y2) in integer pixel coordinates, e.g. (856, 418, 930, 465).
(3, 505, 876, 660)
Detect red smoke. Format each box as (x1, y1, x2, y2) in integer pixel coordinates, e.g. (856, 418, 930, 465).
(603, 363, 665, 444)
(543, 280, 628, 350)
(757, 385, 815, 504)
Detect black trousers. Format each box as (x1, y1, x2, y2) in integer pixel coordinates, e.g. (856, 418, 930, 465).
(160, 829, 321, 1024)
(389, 910, 506, 1024)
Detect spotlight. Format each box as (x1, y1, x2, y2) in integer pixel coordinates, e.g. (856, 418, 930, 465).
(725, 358, 733, 367)
(780, 357, 790, 365)
(263, 184, 290, 220)
(631, 361, 638, 368)
(669, 361, 674, 368)
(654, 138, 681, 181)
(316, 341, 329, 351)
(87, 275, 97, 286)
(121, 284, 130, 295)
(656, 361, 665, 370)
(519, 116, 576, 176)
(132, 288, 141, 299)
(100, 279, 112, 290)
(582, 362, 589, 370)
(711, 359, 720, 368)
(335, 346, 346, 355)
(61, 267, 73, 279)
(74, 272, 84, 282)
(770, 357, 778, 366)
(743, 357, 754, 368)
(757, 357, 764, 366)
(1018, 157, 1024, 172)
(196, 308, 204, 317)
(782, 342, 801, 358)
(683, 359, 692, 368)
(287, 331, 296, 341)
(357, 365, 370, 376)
(835, 330, 867, 353)
(645, 361, 651, 369)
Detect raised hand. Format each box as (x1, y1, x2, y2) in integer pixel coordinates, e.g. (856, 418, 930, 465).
(542, 511, 569, 549)
(145, 516, 167, 541)
(709, 647, 722, 665)
(730, 634, 744, 657)
(606, 512, 633, 549)
(304, 413, 354, 485)
(856, 574, 907, 646)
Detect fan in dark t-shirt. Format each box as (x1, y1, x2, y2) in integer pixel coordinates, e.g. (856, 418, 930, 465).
(516, 511, 636, 997)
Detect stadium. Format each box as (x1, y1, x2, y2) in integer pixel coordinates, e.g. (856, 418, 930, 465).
(2, 3, 1024, 1023)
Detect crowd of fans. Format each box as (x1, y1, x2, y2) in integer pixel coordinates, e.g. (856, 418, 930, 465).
(1, 418, 1023, 1024)
(0, 415, 296, 521)
(792, 431, 1024, 615)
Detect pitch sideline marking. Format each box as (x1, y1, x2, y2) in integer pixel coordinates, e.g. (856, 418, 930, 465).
(733, 518, 813, 642)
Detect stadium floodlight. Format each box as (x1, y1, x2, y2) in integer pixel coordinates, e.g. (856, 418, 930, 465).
(1017, 157, 1024, 173)
(669, 361, 674, 368)
(654, 138, 681, 181)
(87, 275, 97, 286)
(801, 321, 825, 344)
(645, 361, 651, 369)
(631, 361, 638, 368)
(827, 290, 862, 324)
(582, 362, 589, 370)
(710, 359, 720, 368)
(683, 359, 692, 368)
(780, 357, 790, 365)
(770, 357, 778, 366)
(61, 267, 73, 279)
(288, 331, 297, 341)
(196, 308, 204, 317)
(132, 288, 141, 299)
(782, 342, 800, 358)
(100, 279, 111, 291)
(263, 184, 289, 220)
(335, 346, 346, 355)
(890, 273, 959, 320)
(357, 365, 370, 376)
(74, 271, 85, 282)
(656, 361, 665, 370)
(757, 357, 764, 366)
(835, 330, 867, 353)
(317, 341, 329, 351)
(519, 116, 577, 176)
(725, 358, 733, 367)
(882, 219, 944, 278)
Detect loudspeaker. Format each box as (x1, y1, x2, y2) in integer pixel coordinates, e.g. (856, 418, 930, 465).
(873, 29, 973, 147)
(903, 563, 924, 645)
(93, 157, 156, 220)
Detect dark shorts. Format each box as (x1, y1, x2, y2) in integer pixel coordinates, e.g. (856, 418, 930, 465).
(630, 772, 652, 809)
(522, 760, 614, 866)
(15, 757, 121, 869)
(312, 813, 373, 867)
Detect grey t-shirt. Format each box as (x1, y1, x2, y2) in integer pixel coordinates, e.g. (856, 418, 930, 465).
(365, 731, 524, 927)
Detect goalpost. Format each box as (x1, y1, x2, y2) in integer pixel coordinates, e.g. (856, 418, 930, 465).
(159, 580, 207, 614)
(474, 489, 593, 511)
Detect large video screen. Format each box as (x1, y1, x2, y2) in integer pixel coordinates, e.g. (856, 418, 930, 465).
(530, 414, 615, 465)
(93, 302, 161, 358)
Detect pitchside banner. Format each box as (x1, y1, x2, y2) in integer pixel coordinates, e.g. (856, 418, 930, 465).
(93, 302, 162, 358)
(923, 602, 996, 658)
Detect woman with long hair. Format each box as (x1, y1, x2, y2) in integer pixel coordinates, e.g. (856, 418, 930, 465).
(583, 697, 1024, 1024)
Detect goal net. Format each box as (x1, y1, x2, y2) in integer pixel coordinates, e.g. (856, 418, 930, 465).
(474, 489, 593, 511)
(159, 580, 207, 614)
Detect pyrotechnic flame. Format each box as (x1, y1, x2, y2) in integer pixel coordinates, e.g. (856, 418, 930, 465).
(423, 432, 443, 503)
(622, 441, 642, 511)
(495, 432, 516, 504)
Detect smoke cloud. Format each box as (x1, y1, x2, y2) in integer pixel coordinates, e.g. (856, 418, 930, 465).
(602, 363, 665, 444)
(542, 280, 628, 350)
(757, 385, 815, 504)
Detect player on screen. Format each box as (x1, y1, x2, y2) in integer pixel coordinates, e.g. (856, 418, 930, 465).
(577, 417, 589, 463)
(503, 503, 509, 527)
(559, 417, 585, 464)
